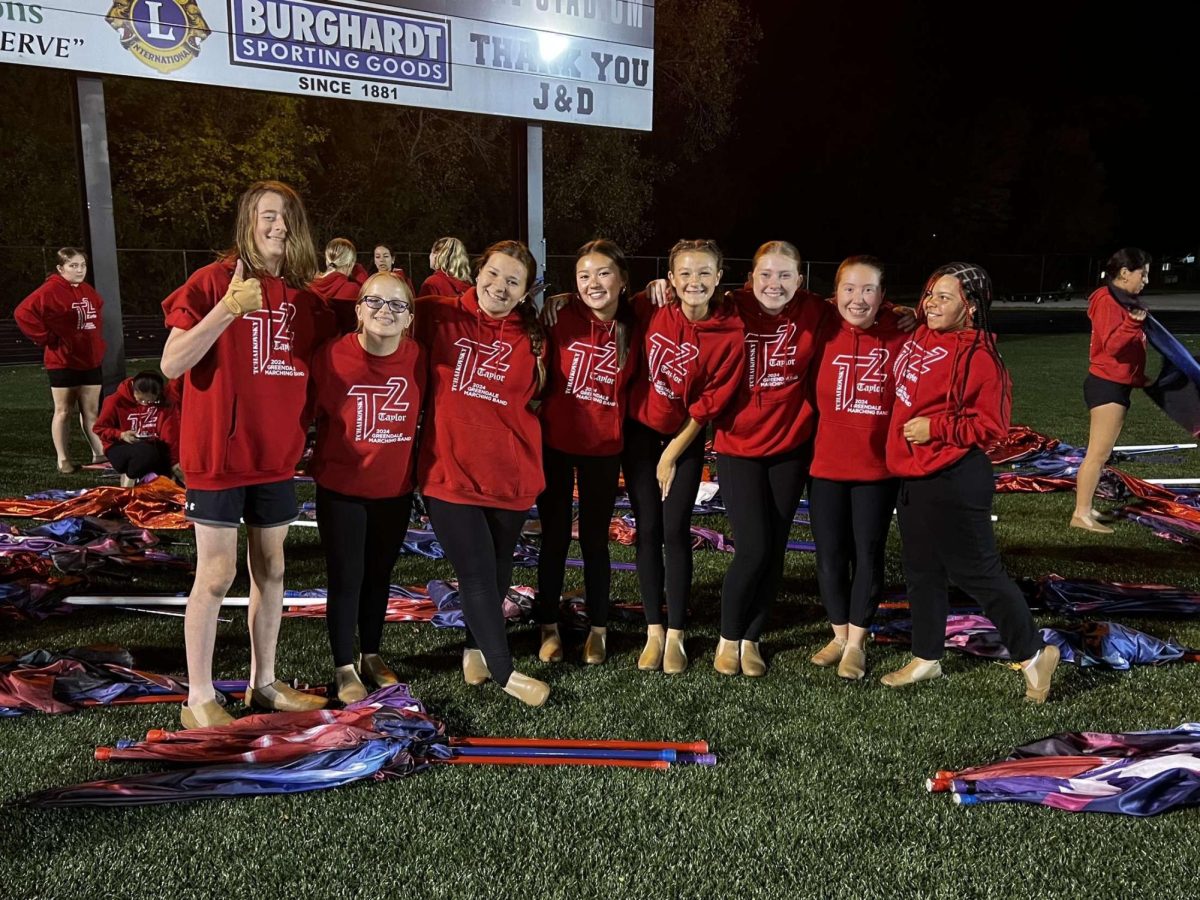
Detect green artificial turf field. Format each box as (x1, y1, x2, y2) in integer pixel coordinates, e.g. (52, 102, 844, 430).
(1, 333, 1198, 899)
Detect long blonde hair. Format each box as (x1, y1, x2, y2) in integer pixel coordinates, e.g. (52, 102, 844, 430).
(325, 237, 357, 275)
(226, 180, 318, 289)
(430, 236, 471, 281)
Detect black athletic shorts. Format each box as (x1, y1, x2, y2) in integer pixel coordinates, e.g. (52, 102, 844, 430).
(47, 367, 103, 388)
(1083, 373, 1133, 410)
(185, 478, 298, 528)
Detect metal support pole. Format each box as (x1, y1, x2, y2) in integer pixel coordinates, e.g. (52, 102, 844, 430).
(526, 124, 546, 289)
(72, 75, 124, 395)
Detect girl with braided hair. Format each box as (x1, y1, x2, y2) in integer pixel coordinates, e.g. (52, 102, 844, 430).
(882, 263, 1059, 702)
(415, 240, 551, 707)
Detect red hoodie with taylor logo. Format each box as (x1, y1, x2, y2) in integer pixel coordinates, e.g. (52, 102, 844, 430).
(419, 270, 472, 299)
(539, 296, 636, 457)
(713, 287, 829, 458)
(93, 376, 181, 463)
(886, 325, 1010, 479)
(310, 263, 370, 335)
(162, 259, 334, 490)
(626, 292, 745, 435)
(1087, 285, 1147, 386)
(15, 273, 106, 370)
(415, 287, 544, 511)
(308, 332, 426, 499)
(810, 308, 908, 481)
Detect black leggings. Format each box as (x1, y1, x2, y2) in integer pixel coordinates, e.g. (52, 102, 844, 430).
(535, 445, 622, 628)
(897, 449, 1043, 661)
(106, 441, 171, 478)
(316, 486, 412, 667)
(425, 496, 526, 686)
(717, 449, 809, 642)
(621, 417, 706, 629)
(809, 476, 898, 629)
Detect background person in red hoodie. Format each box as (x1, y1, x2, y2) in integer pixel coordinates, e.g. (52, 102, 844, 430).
(160, 180, 332, 729)
(14, 247, 107, 473)
(1072, 247, 1153, 534)
(92, 370, 182, 488)
(415, 240, 550, 707)
(310, 237, 370, 335)
(709, 241, 827, 678)
(418, 236, 472, 298)
(308, 272, 425, 703)
(808, 256, 907, 681)
(534, 239, 637, 667)
(624, 239, 745, 675)
(372, 243, 416, 295)
(882, 263, 1059, 702)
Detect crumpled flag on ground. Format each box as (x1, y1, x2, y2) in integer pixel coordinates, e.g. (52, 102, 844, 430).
(0, 581, 81, 621)
(927, 723, 1200, 816)
(20, 685, 449, 807)
(0, 476, 190, 529)
(1035, 574, 1200, 616)
(872, 614, 1191, 668)
(282, 580, 535, 629)
(0, 646, 237, 716)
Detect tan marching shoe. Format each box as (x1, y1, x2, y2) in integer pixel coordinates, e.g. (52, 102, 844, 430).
(1070, 513, 1113, 534)
(120, 474, 137, 488)
(837, 645, 867, 681)
(637, 629, 665, 671)
(582, 628, 607, 665)
(180, 698, 234, 729)
(811, 637, 847, 667)
(713, 638, 740, 676)
(57, 460, 77, 475)
(462, 648, 492, 686)
(334, 665, 368, 704)
(663, 629, 688, 675)
(244, 680, 329, 712)
(502, 671, 551, 707)
(740, 640, 767, 678)
(538, 625, 564, 663)
(880, 657, 942, 688)
(359, 653, 399, 688)
(1022, 644, 1061, 704)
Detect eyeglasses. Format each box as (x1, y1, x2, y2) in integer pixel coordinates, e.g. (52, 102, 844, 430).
(360, 296, 412, 313)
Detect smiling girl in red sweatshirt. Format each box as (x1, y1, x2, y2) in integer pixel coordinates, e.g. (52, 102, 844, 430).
(882, 263, 1058, 702)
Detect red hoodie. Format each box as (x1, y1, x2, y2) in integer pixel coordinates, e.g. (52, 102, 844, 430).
(161, 259, 335, 490)
(93, 377, 181, 463)
(810, 308, 908, 481)
(14, 274, 105, 371)
(308, 332, 426, 499)
(886, 325, 1010, 479)
(419, 270, 472, 299)
(626, 292, 745, 435)
(1087, 285, 1147, 386)
(415, 287, 544, 511)
(310, 263, 370, 335)
(713, 288, 829, 457)
(539, 296, 636, 457)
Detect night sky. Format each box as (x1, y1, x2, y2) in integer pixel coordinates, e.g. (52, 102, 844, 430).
(655, 1, 1198, 263)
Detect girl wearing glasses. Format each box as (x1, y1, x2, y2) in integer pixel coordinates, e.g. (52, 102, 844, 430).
(416, 240, 551, 707)
(883, 263, 1058, 702)
(307, 272, 425, 703)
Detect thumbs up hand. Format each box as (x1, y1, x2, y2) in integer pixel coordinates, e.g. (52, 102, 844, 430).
(221, 259, 263, 317)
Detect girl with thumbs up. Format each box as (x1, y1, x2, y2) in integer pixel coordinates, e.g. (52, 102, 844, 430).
(161, 180, 335, 729)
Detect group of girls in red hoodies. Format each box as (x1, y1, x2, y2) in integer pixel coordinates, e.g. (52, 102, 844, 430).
(15, 246, 108, 473)
(92, 370, 182, 487)
(880, 263, 1059, 702)
(1072, 247, 1154, 534)
(418, 236, 473, 298)
(160, 180, 334, 729)
(310, 237, 371, 335)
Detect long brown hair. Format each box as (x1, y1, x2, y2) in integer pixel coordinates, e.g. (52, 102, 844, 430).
(576, 238, 634, 368)
(226, 180, 318, 289)
(476, 240, 546, 390)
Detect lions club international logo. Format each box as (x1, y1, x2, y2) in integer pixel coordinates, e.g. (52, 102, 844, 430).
(106, 0, 210, 73)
